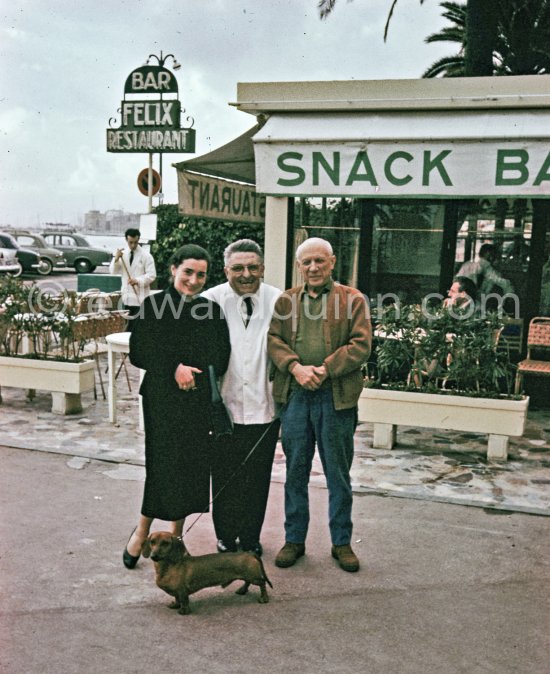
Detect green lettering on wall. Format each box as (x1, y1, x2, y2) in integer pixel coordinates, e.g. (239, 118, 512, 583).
(534, 151, 550, 186)
(384, 151, 413, 186)
(345, 151, 378, 186)
(313, 151, 340, 185)
(277, 152, 305, 186)
(422, 150, 452, 186)
(495, 149, 529, 185)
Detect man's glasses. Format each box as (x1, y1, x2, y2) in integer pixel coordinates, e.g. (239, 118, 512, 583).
(228, 264, 262, 274)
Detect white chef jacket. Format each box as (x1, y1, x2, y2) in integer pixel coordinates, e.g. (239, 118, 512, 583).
(109, 245, 156, 307)
(202, 281, 281, 425)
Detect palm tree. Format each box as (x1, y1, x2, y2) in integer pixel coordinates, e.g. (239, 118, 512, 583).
(317, 0, 497, 73)
(495, 0, 550, 74)
(423, 0, 550, 77)
(422, 1, 466, 77)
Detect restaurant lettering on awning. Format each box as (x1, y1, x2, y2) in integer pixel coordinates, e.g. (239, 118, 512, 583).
(178, 170, 265, 224)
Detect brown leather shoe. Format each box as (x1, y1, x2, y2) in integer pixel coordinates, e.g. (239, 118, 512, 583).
(275, 542, 305, 568)
(331, 544, 360, 572)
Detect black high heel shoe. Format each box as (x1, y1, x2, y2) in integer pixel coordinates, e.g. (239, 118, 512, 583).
(123, 527, 140, 569)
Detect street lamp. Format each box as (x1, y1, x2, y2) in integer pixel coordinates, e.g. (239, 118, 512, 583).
(145, 51, 181, 70)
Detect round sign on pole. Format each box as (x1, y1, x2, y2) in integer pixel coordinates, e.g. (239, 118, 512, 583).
(137, 168, 161, 196)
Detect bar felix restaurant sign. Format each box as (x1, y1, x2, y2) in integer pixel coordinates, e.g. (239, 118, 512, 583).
(106, 63, 195, 154)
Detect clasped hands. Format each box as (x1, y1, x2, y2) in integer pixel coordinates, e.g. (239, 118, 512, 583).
(175, 363, 202, 391)
(291, 363, 328, 391)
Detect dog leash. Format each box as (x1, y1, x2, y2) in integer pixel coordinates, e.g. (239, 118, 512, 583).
(182, 419, 278, 538)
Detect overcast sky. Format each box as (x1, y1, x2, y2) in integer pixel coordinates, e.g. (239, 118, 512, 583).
(1, 0, 452, 229)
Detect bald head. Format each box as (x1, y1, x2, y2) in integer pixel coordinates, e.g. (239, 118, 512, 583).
(295, 237, 335, 292)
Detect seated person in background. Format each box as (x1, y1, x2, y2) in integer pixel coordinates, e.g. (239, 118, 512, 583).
(444, 276, 477, 313)
(413, 277, 477, 385)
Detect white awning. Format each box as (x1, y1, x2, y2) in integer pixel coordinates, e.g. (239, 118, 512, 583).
(252, 111, 550, 198)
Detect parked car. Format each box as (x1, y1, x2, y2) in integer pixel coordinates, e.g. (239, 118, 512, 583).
(0, 233, 42, 275)
(41, 231, 112, 274)
(0, 244, 21, 275)
(9, 230, 67, 275)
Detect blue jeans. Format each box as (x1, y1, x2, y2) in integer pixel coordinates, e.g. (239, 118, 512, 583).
(280, 388, 357, 546)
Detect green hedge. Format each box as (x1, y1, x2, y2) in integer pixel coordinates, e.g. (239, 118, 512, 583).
(150, 204, 264, 289)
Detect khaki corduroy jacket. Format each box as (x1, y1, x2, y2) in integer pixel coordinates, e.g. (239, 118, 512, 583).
(267, 282, 372, 410)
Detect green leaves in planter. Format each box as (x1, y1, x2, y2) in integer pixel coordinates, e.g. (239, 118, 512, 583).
(372, 303, 515, 398)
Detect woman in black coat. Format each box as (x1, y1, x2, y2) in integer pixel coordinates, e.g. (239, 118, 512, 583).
(123, 244, 230, 568)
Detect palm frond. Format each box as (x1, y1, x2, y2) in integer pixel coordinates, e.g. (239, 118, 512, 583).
(422, 55, 465, 78)
(439, 1, 466, 26)
(318, 0, 338, 20)
(425, 27, 465, 44)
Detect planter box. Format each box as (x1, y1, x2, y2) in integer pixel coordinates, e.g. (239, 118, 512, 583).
(0, 356, 95, 414)
(358, 387, 529, 461)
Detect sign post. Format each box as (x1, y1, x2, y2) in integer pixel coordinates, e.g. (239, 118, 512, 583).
(106, 52, 197, 209)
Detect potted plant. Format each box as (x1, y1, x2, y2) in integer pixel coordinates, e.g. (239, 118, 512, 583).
(358, 303, 529, 461)
(0, 276, 95, 414)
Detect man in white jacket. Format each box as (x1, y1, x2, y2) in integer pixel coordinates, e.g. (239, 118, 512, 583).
(202, 239, 281, 556)
(110, 228, 156, 321)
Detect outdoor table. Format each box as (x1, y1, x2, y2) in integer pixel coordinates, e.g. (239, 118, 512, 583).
(105, 331, 144, 430)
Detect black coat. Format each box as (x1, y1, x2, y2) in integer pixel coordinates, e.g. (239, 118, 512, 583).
(129, 286, 230, 520)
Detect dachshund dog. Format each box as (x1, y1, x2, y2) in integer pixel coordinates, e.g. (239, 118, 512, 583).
(142, 531, 273, 615)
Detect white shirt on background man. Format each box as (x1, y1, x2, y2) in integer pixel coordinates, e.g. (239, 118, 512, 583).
(109, 244, 156, 307)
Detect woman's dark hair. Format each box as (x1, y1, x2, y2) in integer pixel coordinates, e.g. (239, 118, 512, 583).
(169, 244, 211, 271)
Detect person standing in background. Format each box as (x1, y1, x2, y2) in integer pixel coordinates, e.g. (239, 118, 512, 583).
(110, 228, 156, 321)
(457, 244, 513, 300)
(202, 239, 281, 557)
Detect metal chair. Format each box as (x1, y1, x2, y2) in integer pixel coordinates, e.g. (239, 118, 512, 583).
(514, 317, 550, 394)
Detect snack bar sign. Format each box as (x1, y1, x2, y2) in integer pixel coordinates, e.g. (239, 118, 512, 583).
(254, 142, 550, 197)
(106, 64, 195, 153)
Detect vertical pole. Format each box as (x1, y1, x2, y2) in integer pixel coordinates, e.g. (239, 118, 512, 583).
(148, 152, 153, 213)
(357, 199, 374, 296)
(285, 198, 295, 290)
(439, 201, 460, 296)
(158, 152, 164, 205)
(263, 196, 289, 290)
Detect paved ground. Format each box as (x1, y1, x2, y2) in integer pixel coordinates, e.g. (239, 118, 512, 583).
(1, 355, 549, 515)
(1, 446, 549, 674)
(1, 358, 549, 673)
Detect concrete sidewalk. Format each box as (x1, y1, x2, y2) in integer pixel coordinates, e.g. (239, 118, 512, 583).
(1, 361, 549, 673)
(1, 445, 549, 674)
(0, 355, 549, 515)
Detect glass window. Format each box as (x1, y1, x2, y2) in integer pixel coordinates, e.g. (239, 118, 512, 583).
(16, 236, 35, 246)
(370, 200, 445, 305)
(455, 198, 534, 314)
(291, 197, 359, 287)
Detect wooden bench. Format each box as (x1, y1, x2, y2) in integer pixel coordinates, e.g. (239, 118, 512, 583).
(514, 317, 550, 394)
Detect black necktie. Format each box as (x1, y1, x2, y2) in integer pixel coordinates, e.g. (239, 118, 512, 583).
(129, 251, 134, 266)
(244, 296, 254, 327)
